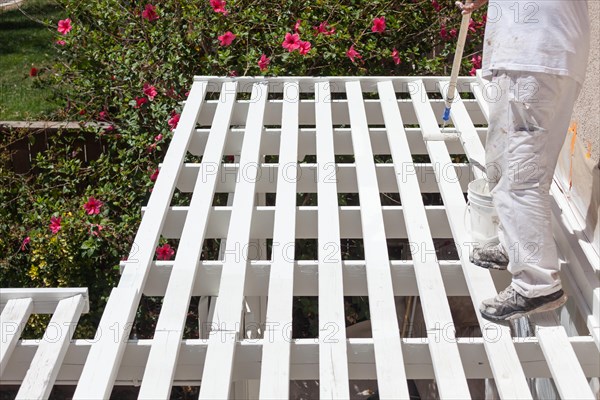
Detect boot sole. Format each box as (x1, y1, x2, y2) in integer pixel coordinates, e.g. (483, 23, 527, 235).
(469, 256, 508, 271)
(480, 294, 568, 322)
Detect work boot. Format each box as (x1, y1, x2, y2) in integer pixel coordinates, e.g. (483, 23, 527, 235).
(480, 286, 567, 321)
(470, 243, 509, 270)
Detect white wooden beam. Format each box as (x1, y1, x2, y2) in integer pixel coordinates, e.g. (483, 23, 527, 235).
(314, 81, 351, 399)
(122, 260, 515, 298)
(259, 81, 300, 399)
(72, 80, 209, 400)
(438, 81, 486, 181)
(409, 79, 533, 399)
(138, 82, 237, 399)
(198, 82, 268, 400)
(174, 162, 474, 194)
(377, 80, 471, 399)
(4, 337, 598, 384)
(189, 127, 487, 157)
(531, 313, 596, 399)
(0, 288, 89, 314)
(0, 297, 33, 377)
(151, 205, 454, 240)
(345, 81, 410, 399)
(16, 294, 85, 400)
(550, 184, 600, 349)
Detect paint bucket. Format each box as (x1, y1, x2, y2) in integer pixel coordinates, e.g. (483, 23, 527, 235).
(467, 178, 499, 246)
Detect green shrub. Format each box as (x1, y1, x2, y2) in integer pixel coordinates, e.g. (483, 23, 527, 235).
(0, 0, 485, 339)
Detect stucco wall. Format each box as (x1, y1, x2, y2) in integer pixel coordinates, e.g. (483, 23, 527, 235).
(572, 0, 600, 165)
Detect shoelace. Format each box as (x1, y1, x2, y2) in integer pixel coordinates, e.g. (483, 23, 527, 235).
(498, 286, 517, 302)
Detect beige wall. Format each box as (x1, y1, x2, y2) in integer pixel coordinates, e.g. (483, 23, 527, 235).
(572, 0, 600, 165)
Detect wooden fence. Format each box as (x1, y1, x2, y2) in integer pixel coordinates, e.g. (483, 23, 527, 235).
(1, 121, 106, 173)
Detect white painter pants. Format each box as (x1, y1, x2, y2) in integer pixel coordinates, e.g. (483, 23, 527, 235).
(485, 70, 581, 298)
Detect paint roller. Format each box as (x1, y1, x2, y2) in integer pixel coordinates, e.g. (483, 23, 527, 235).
(424, 0, 472, 141)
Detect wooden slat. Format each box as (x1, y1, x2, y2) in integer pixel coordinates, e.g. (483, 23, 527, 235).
(472, 71, 490, 121)
(175, 162, 473, 194)
(194, 75, 476, 92)
(438, 81, 486, 181)
(4, 337, 599, 384)
(189, 127, 487, 158)
(409, 79, 533, 399)
(531, 314, 596, 400)
(198, 82, 268, 399)
(0, 297, 33, 377)
(345, 81, 410, 399)
(16, 294, 85, 400)
(0, 288, 89, 314)
(138, 82, 237, 399)
(153, 205, 454, 240)
(377, 80, 471, 399)
(259, 81, 300, 399)
(72, 80, 208, 400)
(123, 259, 512, 298)
(314, 81, 351, 399)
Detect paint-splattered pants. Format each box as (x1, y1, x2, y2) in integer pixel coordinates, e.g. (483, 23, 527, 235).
(485, 70, 581, 298)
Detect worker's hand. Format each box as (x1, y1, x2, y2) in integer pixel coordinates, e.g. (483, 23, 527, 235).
(455, 0, 487, 14)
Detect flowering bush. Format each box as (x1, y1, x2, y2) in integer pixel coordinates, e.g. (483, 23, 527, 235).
(1, 0, 485, 339)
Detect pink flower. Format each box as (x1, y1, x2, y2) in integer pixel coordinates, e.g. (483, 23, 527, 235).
(168, 112, 181, 130)
(372, 17, 386, 33)
(469, 67, 477, 76)
(294, 19, 302, 33)
(228, 70, 238, 77)
(56, 40, 66, 46)
(98, 110, 109, 121)
(218, 31, 236, 46)
(20, 237, 30, 251)
(156, 243, 175, 260)
(440, 24, 449, 40)
(346, 45, 361, 63)
(471, 54, 482, 69)
(83, 196, 103, 215)
(468, 18, 477, 33)
(210, 0, 228, 15)
(57, 18, 72, 35)
(143, 83, 158, 100)
(150, 168, 159, 182)
(154, 134, 163, 142)
(29, 67, 38, 77)
(391, 48, 401, 65)
(314, 21, 335, 35)
(142, 4, 159, 21)
(449, 28, 457, 37)
(90, 224, 103, 237)
(49, 216, 61, 234)
(258, 54, 270, 71)
(135, 97, 148, 108)
(298, 40, 311, 55)
(282, 32, 301, 51)
(431, 0, 441, 12)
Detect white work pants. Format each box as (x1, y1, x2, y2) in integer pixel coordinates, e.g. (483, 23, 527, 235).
(485, 70, 581, 298)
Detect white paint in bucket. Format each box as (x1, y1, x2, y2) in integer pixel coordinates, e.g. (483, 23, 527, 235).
(467, 178, 499, 246)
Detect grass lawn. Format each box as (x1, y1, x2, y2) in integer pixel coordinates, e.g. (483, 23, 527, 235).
(0, 0, 63, 120)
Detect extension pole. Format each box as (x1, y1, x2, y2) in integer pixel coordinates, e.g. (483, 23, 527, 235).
(442, 3, 472, 124)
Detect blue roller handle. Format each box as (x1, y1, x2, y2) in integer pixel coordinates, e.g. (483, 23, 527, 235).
(442, 106, 451, 122)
